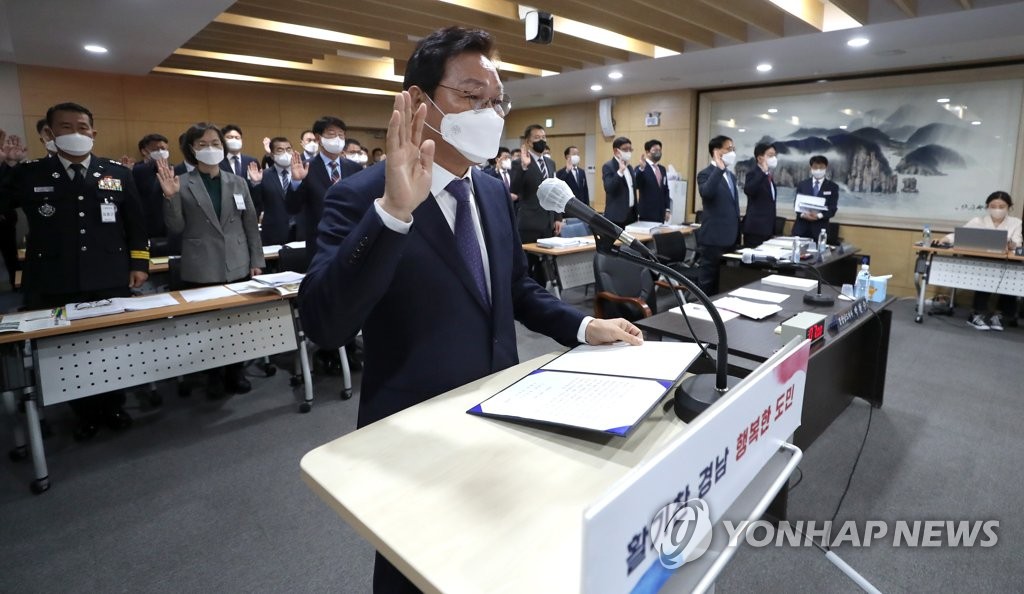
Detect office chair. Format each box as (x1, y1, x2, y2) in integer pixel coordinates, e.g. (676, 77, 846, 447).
(774, 216, 787, 237)
(277, 246, 354, 404)
(650, 232, 701, 294)
(560, 218, 590, 238)
(593, 252, 657, 322)
(827, 222, 841, 246)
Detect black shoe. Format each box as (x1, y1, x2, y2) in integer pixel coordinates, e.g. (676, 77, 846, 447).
(315, 350, 343, 376)
(206, 369, 227, 400)
(104, 407, 133, 431)
(225, 369, 252, 394)
(73, 422, 99, 441)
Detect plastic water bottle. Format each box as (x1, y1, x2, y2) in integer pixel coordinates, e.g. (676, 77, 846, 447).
(921, 224, 932, 247)
(854, 264, 871, 299)
(791, 236, 800, 263)
(818, 228, 828, 255)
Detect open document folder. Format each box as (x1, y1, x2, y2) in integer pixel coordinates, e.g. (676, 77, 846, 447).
(468, 341, 702, 436)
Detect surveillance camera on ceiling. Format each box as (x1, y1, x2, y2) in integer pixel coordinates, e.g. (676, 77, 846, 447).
(525, 11, 553, 45)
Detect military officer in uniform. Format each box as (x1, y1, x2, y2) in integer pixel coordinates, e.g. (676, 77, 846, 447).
(0, 102, 149, 439)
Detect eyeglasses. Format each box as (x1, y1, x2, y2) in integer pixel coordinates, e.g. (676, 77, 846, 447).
(437, 84, 512, 117)
(74, 299, 113, 310)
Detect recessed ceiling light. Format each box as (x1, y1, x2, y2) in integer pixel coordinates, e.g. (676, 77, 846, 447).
(590, 84, 603, 91)
(816, 79, 828, 83)
(767, 108, 779, 114)
(971, 120, 982, 126)
(847, 37, 870, 48)
(738, 128, 746, 133)
(608, 71, 623, 80)
(936, 97, 950, 103)
(839, 125, 848, 130)
(756, 63, 772, 72)
(84, 44, 108, 54)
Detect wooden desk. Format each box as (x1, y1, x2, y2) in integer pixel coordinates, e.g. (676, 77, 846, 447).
(302, 353, 694, 594)
(521, 227, 695, 298)
(637, 281, 893, 450)
(913, 244, 1024, 323)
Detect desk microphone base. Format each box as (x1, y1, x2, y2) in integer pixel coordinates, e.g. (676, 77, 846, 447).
(802, 291, 836, 307)
(674, 373, 743, 422)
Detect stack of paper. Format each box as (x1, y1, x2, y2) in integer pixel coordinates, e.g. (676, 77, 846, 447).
(226, 280, 276, 295)
(262, 245, 282, 257)
(117, 294, 180, 311)
(712, 296, 783, 320)
(795, 193, 828, 214)
(0, 308, 69, 332)
(624, 221, 663, 234)
(284, 241, 306, 249)
(65, 299, 126, 320)
(761, 274, 819, 291)
(729, 287, 789, 303)
(252, 271, 305, 287)
(668, 303, 739, 323)
(537, 237, 583, 249)
(179, 285, 236, 303)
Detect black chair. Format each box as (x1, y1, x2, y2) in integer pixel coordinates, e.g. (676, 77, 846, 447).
(826, 222, 841, 246)
(167, 256, 184, 291)
(593, 252, 657, 322)
(774, 216, 787, 236)
(651, 232, 701, 293)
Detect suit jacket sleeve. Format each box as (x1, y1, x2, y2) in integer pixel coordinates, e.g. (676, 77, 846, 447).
(825, 182, 839, 219)
(163, 186, 185, 235)
(285, 177, 307, 215)
(119, 170, 150, 272)
(251, 176, 265, 215)
(602, 160, 626, 195)
(743, 168, 765, 197)
(239, 180, 265, 268)
(697, 165, 726, 203)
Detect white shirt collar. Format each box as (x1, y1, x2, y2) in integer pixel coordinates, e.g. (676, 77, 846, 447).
(318, 151, 339, 168)
(431, 162, 471, 198)
(58, 154, 91, 173)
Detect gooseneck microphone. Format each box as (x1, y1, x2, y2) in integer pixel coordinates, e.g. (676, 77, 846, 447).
(537, 178, 647, 253)
(740, 251, 836, 306)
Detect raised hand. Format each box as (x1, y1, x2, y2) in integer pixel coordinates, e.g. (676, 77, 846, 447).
(155, 158, 180, 198)
(2, 133, 27, 163)
(120, 155, 136, 168)
(713, 150, 725, 170)
(247, 161, 263, 183)
(520, 143, 532, 169)
(379, 90, 435, 222)
(290, 151, 309, 182)
(262, 137, 272, 155)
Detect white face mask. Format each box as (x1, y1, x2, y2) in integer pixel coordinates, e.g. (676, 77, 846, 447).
(570, 154, 580, 166)
(273, 152, 293, 168)
(225, 138, 243, 152)
(810, 168, 826, 180)
(54, 132, 94, 157)
(195, 147, 224, 166)
(989, 208, 1008, 221)
(149, 149, 169, 161)
(353, 153, 368, 164)
(722, 151, 737, 168)
(44, 139, 57, 153)
(766, 156, 778, 169)
(500, 158, 512, 170)
(618, 151, 632, 163)
(320, 136, 344, 154)
(303, 141, 318, 154)
(425, 94, 504, 164)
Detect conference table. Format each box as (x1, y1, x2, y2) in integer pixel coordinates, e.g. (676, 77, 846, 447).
(637, 278, 894, 451)
(913, 244, 1024, 323)
(1, 288, 321, 494)
(719, 243, 863, 294)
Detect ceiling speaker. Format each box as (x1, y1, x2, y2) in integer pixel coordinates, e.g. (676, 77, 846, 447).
(599, 98, 615, 138)
(525, 11, 553, 44)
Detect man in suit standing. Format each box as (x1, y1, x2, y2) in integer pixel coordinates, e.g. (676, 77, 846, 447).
(634, 139, 671, 223)
(510, 123, 560, 284)
(0, 103, 149, 439)
(696, 135, 740, 295)
(298, 26, 641, 594)
(248, 136, 295, 246)
(602, 136, 638, 228)
(555, 145, 588, 206)
(742, 142, 778, 247)
(131, 133, 171, 246)
(285, 116, 361, 250)
(792, 155, 840, 240)
(219, 124, 258, 184)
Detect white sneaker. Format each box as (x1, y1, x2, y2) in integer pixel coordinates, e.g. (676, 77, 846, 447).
(967, 314, 990, 330)
(989, 314, 1004, 332)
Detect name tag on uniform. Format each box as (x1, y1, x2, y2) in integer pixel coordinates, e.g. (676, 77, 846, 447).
(100, 203, 117, 223)
(233, 193, 246, 210)
(98, 176, 123, 191)
(34, 186, 54, 193)
(823, 191, 832, 195)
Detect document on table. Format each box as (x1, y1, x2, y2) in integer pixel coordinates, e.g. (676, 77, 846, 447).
(713, 296, 783, 320)
(262, 245, 282, 257)
(761, 274, 818, 291)
(226, 280, 275, 295)
(252, 271, 305, 287)
(729, 287, 790, 303)
(469, 342, 701, 436)
(179, 285, 236, 302)
(117, 293, 180, 311)
(0, 308, 69, 332)
(668, 303, 739, 323)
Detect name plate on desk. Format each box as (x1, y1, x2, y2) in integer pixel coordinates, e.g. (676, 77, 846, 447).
(581, 339, 810, 594)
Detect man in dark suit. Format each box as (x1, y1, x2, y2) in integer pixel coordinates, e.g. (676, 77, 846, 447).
(696, 135, 740, 295)
(555, 145, 588, 206)
(0, 103, 149, 439)
(510, 124, 560, 284)
(131, 133, 172, 245)
(298, 27, 641, 594)
(285, 116, 361, 251)
(219, 124, 258, 183)
(742, 142, 778, 247)
(602, 136, 638, 228)
(792, 154, 840, 240)
(634, 139, 671, 223)
(249, 136, 295, 246)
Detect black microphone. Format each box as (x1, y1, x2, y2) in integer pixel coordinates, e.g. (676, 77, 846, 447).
(740, 250, 835, 306)
(537, 178, 647, 253)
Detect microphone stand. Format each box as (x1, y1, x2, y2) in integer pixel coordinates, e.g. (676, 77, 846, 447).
(592, 233, 742, 422)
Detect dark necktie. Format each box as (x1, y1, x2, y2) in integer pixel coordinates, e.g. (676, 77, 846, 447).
(538, 156, 548, 178)
(232, 156, 241, 176)
(446, 178, 489, 306)
(573, 167, 579, 185)
(813, 179, 821, 195)
(501, 170, 510, 189)
(70, 163, 86, 184)
(280, 168, 289, 190)
(653, 164, 662, 186)
(329, 161, 340, 183)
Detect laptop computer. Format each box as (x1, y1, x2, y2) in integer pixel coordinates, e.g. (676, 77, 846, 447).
(955, 226, 1008, 252)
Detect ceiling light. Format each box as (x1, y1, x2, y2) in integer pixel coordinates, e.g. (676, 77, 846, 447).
(847, 37, 870, 48)
(756, 63, 773, 72)
(971, 121, 982, 126)
(936, 97, 950, 103)
(84, 44, 108, 54)
(839, 125, 848, 130)
(767, 108, 779, 114)
(608, 72, 623, 80)
(738, 128, 746, 133)
(590, 84, 603, 91)
(152, 67, 396, 97)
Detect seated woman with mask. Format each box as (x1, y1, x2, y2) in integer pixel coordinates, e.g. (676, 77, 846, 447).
(942, 190, 1022, 331)
(157, 122, 266, 394)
